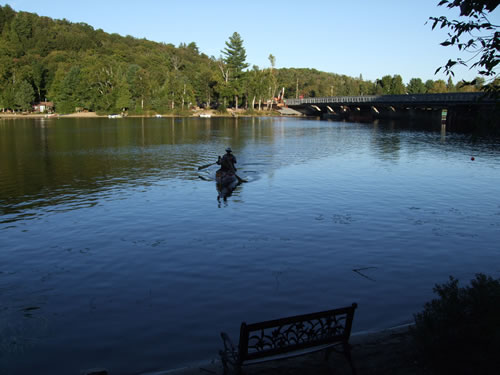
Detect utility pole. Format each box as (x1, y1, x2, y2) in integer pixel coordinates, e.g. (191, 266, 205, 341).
(296, 78, 299, 99)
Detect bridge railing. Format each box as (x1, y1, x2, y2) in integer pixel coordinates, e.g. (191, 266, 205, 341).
(284, 92, 492, 106)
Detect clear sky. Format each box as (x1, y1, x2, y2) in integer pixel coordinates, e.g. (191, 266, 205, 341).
(2, 0, 498, 83)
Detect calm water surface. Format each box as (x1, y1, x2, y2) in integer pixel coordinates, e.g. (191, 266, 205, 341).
(1, 117, 499, 374)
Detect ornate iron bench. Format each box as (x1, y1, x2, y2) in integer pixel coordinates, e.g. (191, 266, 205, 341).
(219, 303, 358, 374)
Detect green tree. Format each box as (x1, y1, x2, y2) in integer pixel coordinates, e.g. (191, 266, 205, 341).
(55, 66, 90, 113)
(429, 0, 499, 93)
(376, 75, 394, 94)
(446, 76, 455, 92)
(456, 81, 477, 91)
(407, 78, 427, 93)
(126, 64, 153, 112)
(85, 57, 120, 112)
(268, 54, 276, 71)
(0, 4, 15, 34)
(425, 79, 435, 93)
(150, 81, 171, 112)
(247, 65, 270, 110)
(14, 80, 34, 110)
(0, 83, 15, 109)
(391, 75, 406, 94)
(221, 32, 249, 108)
(474, 76, 486, 89)
(192, 63, 218, 108)
(428, 79, 448, 93)
(30, 59, 47, 102)
(222, 32, 249, 76)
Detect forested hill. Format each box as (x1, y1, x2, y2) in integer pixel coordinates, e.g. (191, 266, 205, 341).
(0, 5, 479, 114)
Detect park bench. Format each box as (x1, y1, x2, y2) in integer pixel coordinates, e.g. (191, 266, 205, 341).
(219, 303, 358, 374)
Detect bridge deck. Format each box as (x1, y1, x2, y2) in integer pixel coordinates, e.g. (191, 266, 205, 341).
(285, 92, 496, 107)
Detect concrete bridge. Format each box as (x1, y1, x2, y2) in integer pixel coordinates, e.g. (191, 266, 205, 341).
(284, 92, 498, 131)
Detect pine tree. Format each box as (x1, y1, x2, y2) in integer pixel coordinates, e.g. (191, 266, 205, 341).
(221, 32, 249, 109)
(407, 78, 427, 94)
(221, 32, 249, 78)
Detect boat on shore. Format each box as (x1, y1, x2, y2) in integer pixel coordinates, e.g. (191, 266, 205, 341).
(199, 113, 211, 118)
(108, 114, 122, 119)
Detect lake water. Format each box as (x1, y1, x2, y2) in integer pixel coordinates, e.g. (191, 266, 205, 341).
(1, 117, 499, 374)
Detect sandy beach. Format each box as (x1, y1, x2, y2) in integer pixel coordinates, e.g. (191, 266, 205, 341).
(0, 112, 102, 119)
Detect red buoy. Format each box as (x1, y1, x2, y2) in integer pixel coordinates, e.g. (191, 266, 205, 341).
(471, 157, 475, 161)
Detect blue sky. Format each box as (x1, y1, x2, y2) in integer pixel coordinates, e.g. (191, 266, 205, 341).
(3, 0, 498, 83)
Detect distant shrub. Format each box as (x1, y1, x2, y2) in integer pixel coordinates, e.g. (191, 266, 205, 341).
(217, 104, 227, 114)
(412, 273, 500, 374)
(242, 108, 255, 115)
(172, 108, 191, 117)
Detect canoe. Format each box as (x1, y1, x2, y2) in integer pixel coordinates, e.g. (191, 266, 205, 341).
(216, 169, 239, 200)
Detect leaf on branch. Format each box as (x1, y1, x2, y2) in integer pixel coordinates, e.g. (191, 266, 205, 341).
(441, 41, 452, 46)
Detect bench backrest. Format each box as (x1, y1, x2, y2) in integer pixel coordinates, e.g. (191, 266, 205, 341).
(238, 303, 357, 362)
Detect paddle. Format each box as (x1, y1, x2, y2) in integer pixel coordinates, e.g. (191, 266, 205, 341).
(197, 162, 217, 170)
(235, 174, 248, 183)
(198, 160, 247, 182)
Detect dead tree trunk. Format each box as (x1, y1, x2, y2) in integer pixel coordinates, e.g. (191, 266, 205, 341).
(182, 84, 186, 110)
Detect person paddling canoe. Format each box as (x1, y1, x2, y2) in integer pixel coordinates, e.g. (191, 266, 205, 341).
(215, 147, 238, 201)
(217, 147, 237, 174)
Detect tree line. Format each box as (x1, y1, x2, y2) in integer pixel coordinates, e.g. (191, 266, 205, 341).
(0, 5, 486, 114)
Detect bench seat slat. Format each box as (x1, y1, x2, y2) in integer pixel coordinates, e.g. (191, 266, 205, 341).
(245, 336, 346, 360)
(242, 341, 344, 365)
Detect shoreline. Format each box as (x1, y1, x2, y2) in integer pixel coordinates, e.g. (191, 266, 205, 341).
(0, 109, 290, 120)
(134, 324, 422, 375)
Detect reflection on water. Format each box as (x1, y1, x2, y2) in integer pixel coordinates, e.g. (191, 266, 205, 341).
(2, 117, 498, 222)
(0, 117, 276, 221)
(1, 117, 500, 375)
